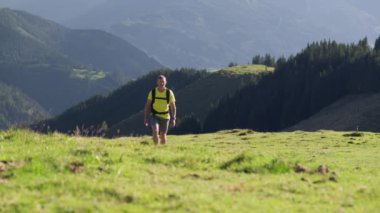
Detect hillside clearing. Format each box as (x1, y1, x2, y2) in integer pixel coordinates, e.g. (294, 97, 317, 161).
(0, 129, 379, 212)
(222, 64, 275, 75)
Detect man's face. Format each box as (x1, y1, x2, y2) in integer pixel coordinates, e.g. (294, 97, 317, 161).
(157, 76, 167, 87)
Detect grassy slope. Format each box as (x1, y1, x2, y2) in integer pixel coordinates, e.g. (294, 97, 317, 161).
(0, 129, 379, 212)
(223, 64, 275, 74)
(107, 65, 273, 136)
(287, 93, 380, 132)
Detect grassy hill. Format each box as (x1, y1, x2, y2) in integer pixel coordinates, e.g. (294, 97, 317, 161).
(33, 69, 208, 135)
(203, 38, 380, 133)
(223, 64, 275, 74)
(38, 65, 272, 137)
(0, 129, 379, 212)
(0, 82, 48, 129)
(286, 93, 380, 132)
(0, 8, 162, 115)
(106, 64, 273, 136)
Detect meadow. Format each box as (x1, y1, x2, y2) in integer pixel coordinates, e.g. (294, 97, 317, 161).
(222, 64, 275, 75)
(0, 129, 379, 212)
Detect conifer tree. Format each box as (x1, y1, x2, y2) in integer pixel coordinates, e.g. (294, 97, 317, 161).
(375, 36, 380, 52)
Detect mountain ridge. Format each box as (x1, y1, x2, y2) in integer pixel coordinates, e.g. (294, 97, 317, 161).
(0, 8, 163, 127)
(66, 0, 380, 68)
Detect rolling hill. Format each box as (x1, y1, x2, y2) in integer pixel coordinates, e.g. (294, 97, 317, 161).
(0, 82, 48, 129)
(286, 93, 380, 132)
(203, 38, 380, 133)
(32, 69, 208, 135)
(104, 65, 272, 136)
(32, 65, 273, 136)
(0, 8, 163, 115)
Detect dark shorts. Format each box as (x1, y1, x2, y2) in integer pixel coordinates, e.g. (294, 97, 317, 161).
(150, 114, 169, 134)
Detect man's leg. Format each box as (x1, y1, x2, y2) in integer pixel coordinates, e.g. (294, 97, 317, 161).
(159, 133, 167, 144)
(152, 124, 160, 145)
(150, 115, 160, 145)
(158, 118, 169, 145)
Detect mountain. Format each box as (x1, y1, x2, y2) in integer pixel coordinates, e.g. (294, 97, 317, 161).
(61, 0, 380, 68)
(0, 0, 105, 23)
(1, 1, 379, 69)
(0, 82, 48, 129)
(286, 93, 380, 132)
(0, 8, 162, 115)
(59, 29, 164, 79)
(203, 37, 380, 132)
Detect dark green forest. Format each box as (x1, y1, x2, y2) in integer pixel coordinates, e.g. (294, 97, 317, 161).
(204, 37, 380, 132)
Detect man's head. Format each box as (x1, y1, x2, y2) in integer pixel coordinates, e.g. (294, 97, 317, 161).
(156, 75, 167, 88)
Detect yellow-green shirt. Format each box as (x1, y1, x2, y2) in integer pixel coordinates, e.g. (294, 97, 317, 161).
(148, 88, 176, 119)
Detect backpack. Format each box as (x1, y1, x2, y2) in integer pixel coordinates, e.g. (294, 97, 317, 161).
(151, 88, 171, 115)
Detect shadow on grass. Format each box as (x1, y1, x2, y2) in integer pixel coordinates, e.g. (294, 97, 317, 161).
(220, 152, 291, 174)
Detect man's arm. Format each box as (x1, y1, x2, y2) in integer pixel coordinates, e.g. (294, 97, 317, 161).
(170, 102, 176, 127)
(144, 99, 152, 126)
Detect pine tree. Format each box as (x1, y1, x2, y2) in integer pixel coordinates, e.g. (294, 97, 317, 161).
(375, 36, 380, 52)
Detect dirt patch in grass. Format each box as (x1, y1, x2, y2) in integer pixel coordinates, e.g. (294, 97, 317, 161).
(343, 132, 364, 137)
(0, 160, 24, 179)
(140, 140, 150, 145)
(183, 173, 215, 181)
(68, 162, 84, 173)
(295, 164, 338, 183)
(72, 149, 92, 156)
(294, 163, 310, 173)
(237, 129, 255, 136)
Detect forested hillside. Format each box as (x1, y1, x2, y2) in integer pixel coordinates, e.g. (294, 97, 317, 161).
(106, 65, 272, 136)
(0, 82, 48, 129)
(0, 8, 162, 115)
(32, 65, 273, 136)
(204, 37, 380, 132)
(32, 69, 208, 135)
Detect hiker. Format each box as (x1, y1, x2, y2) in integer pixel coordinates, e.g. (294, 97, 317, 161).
(144, 75, 176, 145)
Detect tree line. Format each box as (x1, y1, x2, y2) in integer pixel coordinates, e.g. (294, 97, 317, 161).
(202, 37, 380, 132)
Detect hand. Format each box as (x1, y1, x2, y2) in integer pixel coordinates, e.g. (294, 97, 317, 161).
(144, 119, 149, 127)
(170, 119, 176, 128)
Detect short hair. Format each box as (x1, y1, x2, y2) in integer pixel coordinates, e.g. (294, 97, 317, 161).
(157, 75, 166, 80)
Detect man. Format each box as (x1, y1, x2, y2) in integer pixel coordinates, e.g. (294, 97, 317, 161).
(144, 75, 176, 145)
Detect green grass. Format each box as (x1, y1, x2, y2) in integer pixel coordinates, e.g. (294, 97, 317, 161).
(0, 129, 379, 212)
(222, 64, 275, 75)
(71, 68, 106, 80)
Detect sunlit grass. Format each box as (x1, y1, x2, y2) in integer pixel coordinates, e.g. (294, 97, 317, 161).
(222, 64, 275, 75)
(0, 129, 379, 212)
(71, 68, 106, 80)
